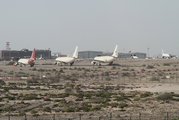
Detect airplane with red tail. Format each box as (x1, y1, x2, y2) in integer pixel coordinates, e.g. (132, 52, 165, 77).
(13, 48, 35, 67)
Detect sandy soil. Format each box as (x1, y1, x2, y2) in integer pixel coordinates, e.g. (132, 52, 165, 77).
(0, 58, 179, 119)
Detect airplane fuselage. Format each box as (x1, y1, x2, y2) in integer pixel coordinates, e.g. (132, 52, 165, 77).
(94, 56, 115, 63)
(18, 59, 30, 65)
(55, 57, 75, 63)
(162, 54, 171, 58)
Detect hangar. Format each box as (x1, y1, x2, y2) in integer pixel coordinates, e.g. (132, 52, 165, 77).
(78, 51, 146, 59)
(78, 51, 103, 59)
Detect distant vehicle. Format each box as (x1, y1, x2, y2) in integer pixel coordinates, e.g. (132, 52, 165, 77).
(131, 55, 138, 59)
(91, 45, 118, 66)
(13, 48, 35, 67)
(162, 49, 171, 59)
(54, 46, 78, 66)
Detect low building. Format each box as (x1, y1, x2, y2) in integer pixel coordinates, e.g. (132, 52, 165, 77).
(0, 49, 51, 61)
(78, 51, 103, 59)
(118, 52, 146, 59)
(78, 51, 146, 59)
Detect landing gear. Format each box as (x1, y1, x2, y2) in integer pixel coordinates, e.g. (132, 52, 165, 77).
(30, 63, 35, 67)
(109, 61, 113, 65)
(57, 62, 62, 66)
(70, 62, 74, 66)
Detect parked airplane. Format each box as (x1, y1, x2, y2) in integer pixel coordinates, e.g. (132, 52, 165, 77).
(54, 46, 78, 66)
(162, 49, 171, 59)
(131, 54, 138, 59)
(13, 48, 36, 67)
(38, 55, 44, 60)
(91, 45, 118, 66)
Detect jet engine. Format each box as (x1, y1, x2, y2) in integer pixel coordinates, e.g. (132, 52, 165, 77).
(30, 62, 35, 67)
(70, 62, 74, 66)
(13, 62, 18, 66)
(28, 59, 33, 64)
(91, 61, 96, 65)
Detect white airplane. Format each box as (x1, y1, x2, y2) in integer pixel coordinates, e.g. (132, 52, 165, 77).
(13, 48, 36, 67)
(162, 49, 171, 59)
(91, 45, 118, 66)
(131, 54, 138, 59)
(54, 46, 78, 66)
(38, 54, 44, 60)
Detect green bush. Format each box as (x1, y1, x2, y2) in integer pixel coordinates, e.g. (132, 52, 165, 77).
(119, 103, 128, 108)
(76, 98, 83, 101)
(142, 64, 146, 67)
(8, 96, 15, 100)
(84, 93, 92, 99)
(32, 68, 37, 71)
(24, 108, 30, 112)
(53, 104, 58, 107)
(0, 104, 5, 107)
(140, 92, 151, 98)
(0, 80, 6, 85)
(122, 73, 130, 77)
(60, 99, 67, 104)
(22, 93, 38, 100)
(111, 103, 118, 108)
(155, 94, 173, 100)
(43, 107, 51, 112)
(150, 77, 159, 81)
(6, 61, 15, 65)
(132, 92, 138, 97)
(111, 66, 116, 70)
(106, 77, 111, 81)
(146, 65, 154, 69)
(64, 107, 74, 112)
(18, 113, 25, 116)
(77, 93, 84, 98)
(90, 106, 101, 111)
(86, 98, 104, 103)
(38, 69, 45, 72)
(134, 97, 140, 101)
(58, 93, 69, 98)
(114, 96, 124, 101)
(163, 63, 170, 66)
(122, 68, 129, 71)
(44, 98, 51, 101)
(31, 110, 38, 114)
(32, 114, 40, 117)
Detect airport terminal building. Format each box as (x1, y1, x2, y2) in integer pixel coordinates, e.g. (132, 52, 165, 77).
(118, 52, 146, 59)
(78, 51, 103, 59)
(0, 49, 51, 61)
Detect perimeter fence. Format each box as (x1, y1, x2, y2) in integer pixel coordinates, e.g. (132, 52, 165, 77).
(1, 112, 179, 120)
(1, 68, 179, 85)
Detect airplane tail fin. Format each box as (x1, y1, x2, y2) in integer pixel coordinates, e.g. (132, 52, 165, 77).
(30, 48, 36, 61)
(162, 49, 164, 54)
(72, 46, 78, 58)
(112, 45, 118, 58)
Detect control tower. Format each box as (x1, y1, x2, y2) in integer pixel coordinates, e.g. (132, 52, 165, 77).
(6, 42, 11, 50)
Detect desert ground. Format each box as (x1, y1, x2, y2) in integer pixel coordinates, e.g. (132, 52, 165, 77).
(0, 58, 179, 120)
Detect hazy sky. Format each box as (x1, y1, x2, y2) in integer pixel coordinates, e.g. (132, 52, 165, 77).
(0, 0, 179, 57)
